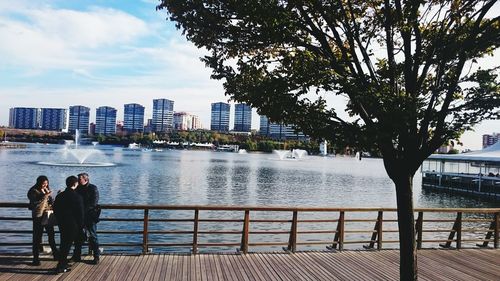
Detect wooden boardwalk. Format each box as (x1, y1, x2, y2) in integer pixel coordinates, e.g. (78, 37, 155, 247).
(0, 249, 498, 281)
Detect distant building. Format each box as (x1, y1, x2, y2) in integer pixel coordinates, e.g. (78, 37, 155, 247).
(233, 103, 252, 132)
(210, 102, 230, 132)
(152, 99, 174, 133)
(123, 103, 145, 133)
(68, 105, 90, 135)
(174, 112, 203, 131)
(174, 112, 191, 131)
(143, 119, 153, 134)
(191, 115, 202, 130)
(259, 115, 307, 140)
(95, 106, 117, 135)
(89, 123, 96, 136)
(259, 115, 270, 136)
(9, 107, 39, 129)
(8, 108, 14, 128)
(40, 108, 67, 131)
(116, 121, 125, 136)
(483, 133, 499, 149)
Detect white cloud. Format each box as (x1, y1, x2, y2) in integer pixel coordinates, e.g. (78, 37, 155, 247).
(0, 6, 149, 71)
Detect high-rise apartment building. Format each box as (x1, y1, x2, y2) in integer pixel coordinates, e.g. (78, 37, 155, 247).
(152, 99, 174, 133)
(68, 106, 90, 135)
(191, 115, 202, 130)
(95, 106, 117, 135)
(259, 115, 270, 136)
(8, 108, 14, 128)
(9, 107, 39, 129)
(210, 102, 230, 132)
(483, 133, 499, 148)
(173, 112, 203, 131)
(40, 108, 67, 131)
(233, 103, 252, 132)
(123, 103, 145, 133)
(259, 115, 307, 140)
(174, 112, 191, 131)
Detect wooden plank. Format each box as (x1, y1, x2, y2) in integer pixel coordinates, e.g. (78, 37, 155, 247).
(229, 254, 253, 281)
(219, 254, 239, 281)
(108, 255, 130, 281)
(270, 253, 309, 281)
(291, 252, 340, 281)
(254, 253, 292, 281)
(240, 254, 268, 281)
(143, 254, 160, 281)
(309, 251, 372, 281)
(0, 250, 499, 281)
(212, 254, 226, 281)
(249, 253, 283, 281)
(152, 254, 165, 281)
(159, 254, 173, 281)
(119, 255, 142, 281)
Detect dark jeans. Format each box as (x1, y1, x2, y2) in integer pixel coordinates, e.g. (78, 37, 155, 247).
(32, 217, 58, 261)
(74, 222, 99, 258)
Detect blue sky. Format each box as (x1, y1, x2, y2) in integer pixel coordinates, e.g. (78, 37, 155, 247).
(0, 0, 235, 129)
(0, 0, 498, 150)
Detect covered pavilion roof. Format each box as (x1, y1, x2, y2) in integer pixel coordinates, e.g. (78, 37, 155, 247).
(428, 141, 500, 164)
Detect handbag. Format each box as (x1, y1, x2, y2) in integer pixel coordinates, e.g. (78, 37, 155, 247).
(41, 209, 57, 226)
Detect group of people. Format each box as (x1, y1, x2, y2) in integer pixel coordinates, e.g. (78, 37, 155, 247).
(27, 173, 100, 273)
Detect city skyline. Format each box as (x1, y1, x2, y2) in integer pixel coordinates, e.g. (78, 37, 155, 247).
(0, 1, 498, 150)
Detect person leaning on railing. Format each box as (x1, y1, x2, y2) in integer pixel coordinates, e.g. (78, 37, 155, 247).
(27, 175, 60, 266)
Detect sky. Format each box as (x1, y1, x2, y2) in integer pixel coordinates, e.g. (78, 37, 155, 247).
(0, 0, 498, 150)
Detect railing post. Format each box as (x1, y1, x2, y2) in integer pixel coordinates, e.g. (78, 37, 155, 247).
(143, 208, 149, 254)
(495, 212, 499, 249)
(377, 211, 383, 250)
(416, 212, 423, 250)
(477, 213, 498, 248)
(287, 210, 298, 252)
(440, 212, 461, 248)
(328, 211, 345, 251)
(364, 211, 383, 250)
(240, 210, 250, 254)
(192, 209, 199, 254)
(456, 212, 462, 249)
(338, 211, 345, 251)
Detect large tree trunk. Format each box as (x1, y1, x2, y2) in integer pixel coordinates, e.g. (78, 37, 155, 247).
(394, 174, 418, 281)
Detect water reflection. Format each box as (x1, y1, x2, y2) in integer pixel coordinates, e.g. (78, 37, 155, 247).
(1, 144, 498, 254)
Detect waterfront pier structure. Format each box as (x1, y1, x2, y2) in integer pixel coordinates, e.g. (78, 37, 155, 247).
(422, 142, 500, 201)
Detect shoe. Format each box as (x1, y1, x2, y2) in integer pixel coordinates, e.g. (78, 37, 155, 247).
(56, 267, 71, 274)
(91, 257, 99, 265)
(31, 260, 41, 266)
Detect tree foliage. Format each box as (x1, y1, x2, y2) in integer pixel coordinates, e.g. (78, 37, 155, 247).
(158, 1, 500, 279)
(159, 0, 500, 177)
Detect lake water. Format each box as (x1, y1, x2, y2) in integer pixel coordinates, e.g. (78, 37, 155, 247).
(0, 144, 497, 253)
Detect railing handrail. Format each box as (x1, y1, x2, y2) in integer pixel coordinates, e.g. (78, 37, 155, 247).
(1, 202, 498, 253)
(1, 202, 499, 213)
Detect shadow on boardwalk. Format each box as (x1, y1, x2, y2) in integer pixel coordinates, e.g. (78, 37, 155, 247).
(0, 249, 498, 281)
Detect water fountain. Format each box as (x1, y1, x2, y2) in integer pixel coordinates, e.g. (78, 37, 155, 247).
(37, 130, 115, 167)
(273, 149, 308, 160)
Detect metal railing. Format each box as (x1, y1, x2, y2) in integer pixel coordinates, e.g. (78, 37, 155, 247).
(0, 203, 498, 254)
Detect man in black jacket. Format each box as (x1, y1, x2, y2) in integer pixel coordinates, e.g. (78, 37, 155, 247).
(53, 176, 84, 273)
(73, 172, 100, 264)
